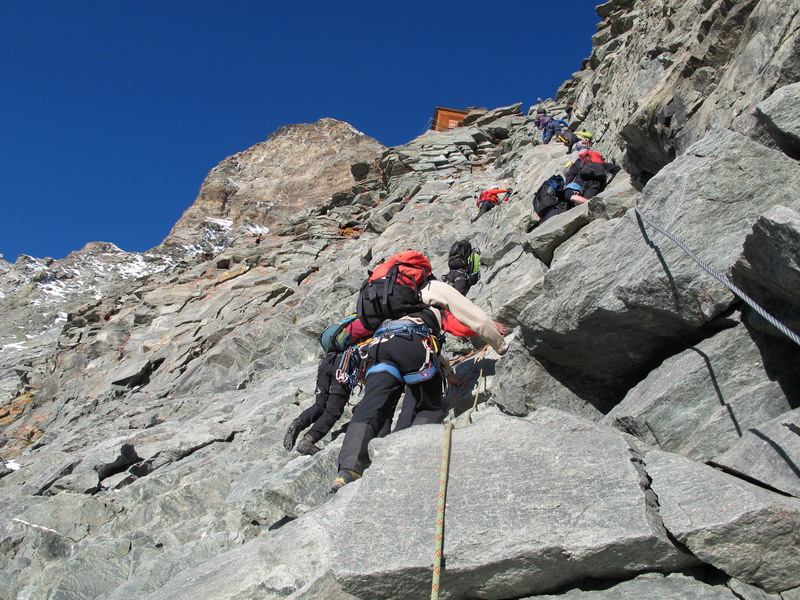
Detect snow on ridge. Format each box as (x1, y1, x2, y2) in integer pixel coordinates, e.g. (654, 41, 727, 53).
(205, 217, 234, 229)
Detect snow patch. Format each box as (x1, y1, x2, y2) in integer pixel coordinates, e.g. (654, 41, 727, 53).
(245, 224, 270, 236)
(5, 460, 20, 471)
(1, 342, 27, 352)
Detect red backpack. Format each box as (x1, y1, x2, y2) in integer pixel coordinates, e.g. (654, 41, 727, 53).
(357, 251, 432, 329)
(578, 150, 604, 164)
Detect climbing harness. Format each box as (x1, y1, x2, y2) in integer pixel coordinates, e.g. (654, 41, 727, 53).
(634, 198, 800, 348)
(363, 320, 442, 384)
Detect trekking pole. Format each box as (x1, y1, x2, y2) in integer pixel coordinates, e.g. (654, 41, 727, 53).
(431, 421, 453, 600)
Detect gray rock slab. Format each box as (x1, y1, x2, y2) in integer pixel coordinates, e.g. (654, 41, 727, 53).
(522, 571, 740, 599)
(711, 408, 800, 499)
(136, 505, 337, 600)
(481, 245, 547, 327)
(551, 218, 619, 266)
(330, 410, 696, 599)
(603, 323, 798, 461)
(733, 205, 800, 338)
(586, 177, 639, 221)
(728, 578, 784, 600)
(646, 449, 800, 592)
(11, 491, 115, 541)
(528, 204, 591, 266)
(227, 440, 340, 521)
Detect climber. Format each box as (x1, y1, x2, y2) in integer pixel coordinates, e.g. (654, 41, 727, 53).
(564, 150, 621, 201)
(564, 102, 574, 121)
(441, 240, 481, 296)
(332, 251, 508, 491)
(534, 108, 569, 144)
(558, 130, 594, 165)
(283, 317, 372, 455)
(472, 188, 511, 222)
(532, 174, 583, 222)
(390, 312, 507, 432)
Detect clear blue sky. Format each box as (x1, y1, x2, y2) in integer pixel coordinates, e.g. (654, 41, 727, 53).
(1, 1, 600, 261)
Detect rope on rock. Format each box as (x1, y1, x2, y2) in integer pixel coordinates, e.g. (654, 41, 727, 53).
(431, 349, 488, 598)
(431, 421, 453, 600)
(446, 345, 488, 411)
(634, 197, 800, 348)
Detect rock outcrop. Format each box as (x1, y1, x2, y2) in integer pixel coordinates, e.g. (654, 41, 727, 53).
(1, 1, 799, 599)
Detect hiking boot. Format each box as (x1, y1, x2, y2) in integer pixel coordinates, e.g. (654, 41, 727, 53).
(296, 435, 320, 456)
(283, 419, 303, 451)
(331, 469, 361, 492)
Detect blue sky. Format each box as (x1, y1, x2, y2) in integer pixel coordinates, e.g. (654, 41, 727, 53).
(1, 1, 600, 261)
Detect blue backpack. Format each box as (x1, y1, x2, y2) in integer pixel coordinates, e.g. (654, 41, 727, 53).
(319, 314, 358, 353)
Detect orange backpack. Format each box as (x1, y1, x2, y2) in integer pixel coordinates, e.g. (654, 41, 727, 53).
(357, 251, 432, 329)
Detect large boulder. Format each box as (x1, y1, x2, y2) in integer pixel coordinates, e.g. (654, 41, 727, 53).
(646, 449, 800, 592)
(603, 322, 800, 461)
(711, 408, 800, 499)
(329, 409, 697, 599)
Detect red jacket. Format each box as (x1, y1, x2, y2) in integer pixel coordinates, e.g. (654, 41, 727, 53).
(441, 310, 478, 337)
(476, 189, 509, 206)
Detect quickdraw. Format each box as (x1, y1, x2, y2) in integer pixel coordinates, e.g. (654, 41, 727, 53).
(335, 338, 372, 391)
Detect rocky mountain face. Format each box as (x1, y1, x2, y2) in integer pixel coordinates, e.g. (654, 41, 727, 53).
(164, 118, 387, 250)
(1, 1, 800, 599)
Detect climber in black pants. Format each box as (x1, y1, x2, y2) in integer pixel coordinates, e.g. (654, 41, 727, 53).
(283, 351, 351, 455)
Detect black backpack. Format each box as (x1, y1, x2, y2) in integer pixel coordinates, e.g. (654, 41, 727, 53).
(447, 240, 472, 270)
(533, 175, 565, 217)
(578, 160, 607, 182)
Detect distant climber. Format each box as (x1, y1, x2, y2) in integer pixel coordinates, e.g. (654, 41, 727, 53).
(332, 251, 508, 491)
(472, 188, 511, 222)
(534, 108, 569, 144)
(283, 316, 372, 455)
(441, 240, 481, 295)
(564, 150, 621, 201)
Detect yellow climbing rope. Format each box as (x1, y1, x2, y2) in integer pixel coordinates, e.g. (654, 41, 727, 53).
(431, 354, 487, 599)
(431, 421, 453, 600)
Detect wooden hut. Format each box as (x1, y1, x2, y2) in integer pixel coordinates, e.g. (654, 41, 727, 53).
(432, 106, 469, 131)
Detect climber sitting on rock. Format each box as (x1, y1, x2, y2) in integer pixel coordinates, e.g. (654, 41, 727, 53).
(472, 188, 511, 222)
(564, 149, 621, 204)
(332, 250, 508, 491)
